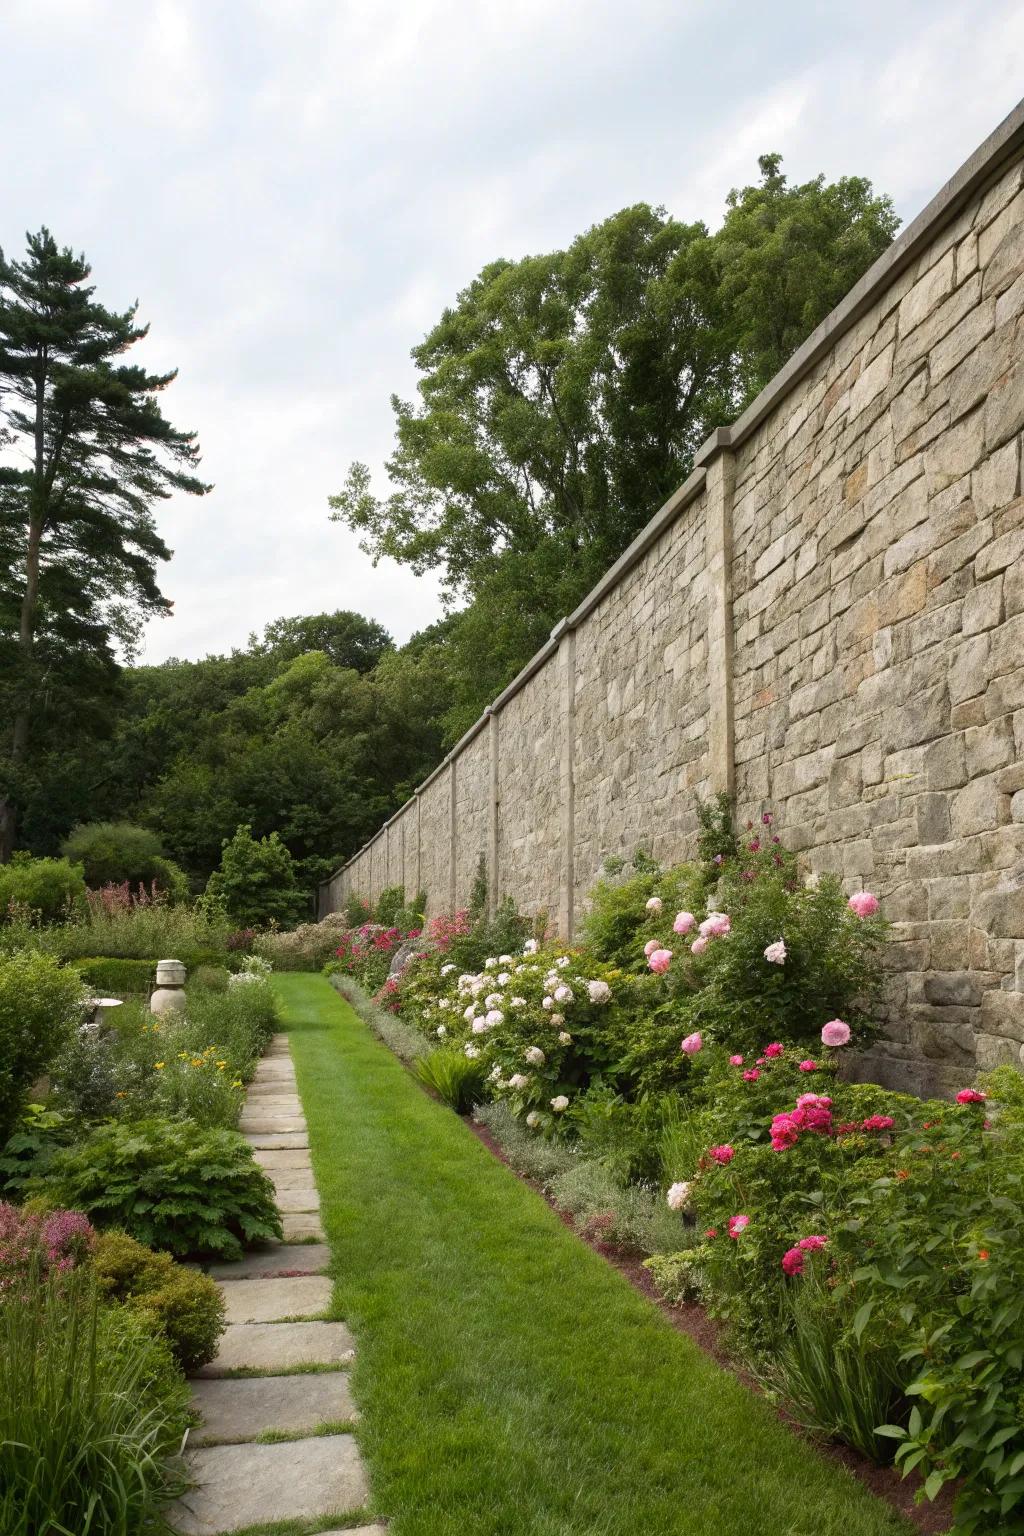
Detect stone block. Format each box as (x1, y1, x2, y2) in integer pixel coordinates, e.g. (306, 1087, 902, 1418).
(197, 1321, 355, 1377)
(985, 356, 1024, 451)
(973, 887, 1024, 939)
(204, 1244, 330, 1281)
(965, 718, 1015, 776)
(924, 733, 967, 789)
(975, 1033, 1021, 1070)
(980, 987, 1024, 1040)
(961, 577, 1003, 635)
(923, 972, 983, 1006)
(973, 437, 1020, 515)
(928, 876, 971, 919)
(190, 1372, 356, 1445)
(925, 407, 986, 494)
(170, 1436, 367, 1535)
(849, 342, 894, 418)
(916, 792, 951, 845)
(219, 1275, 332, 1325)
(899, 251, 954, 334)
(947, 635, 990, 704)
(951, 777, 1006, 836)
(976, 528, 1024, 579)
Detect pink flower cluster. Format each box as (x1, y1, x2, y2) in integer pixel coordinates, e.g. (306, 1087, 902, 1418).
(781, 1234, 828, 1276)
(847, 891, 880, 918)
(0, 1203, 95, 1289)
(708, 1144, 735, 1165)
(861, 1114, 895, 1132)
(427, 909, 472, 952)
(770, 1093, 833, 1150)
(727, 1214, 750, 1239)
(956, 1089, 986, 1105)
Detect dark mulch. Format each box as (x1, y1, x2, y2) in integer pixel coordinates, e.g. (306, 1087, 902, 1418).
(468, 1115, 956, 1536)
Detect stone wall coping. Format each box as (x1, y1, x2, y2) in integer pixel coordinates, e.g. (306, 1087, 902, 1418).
(319, 94, 1024, 894)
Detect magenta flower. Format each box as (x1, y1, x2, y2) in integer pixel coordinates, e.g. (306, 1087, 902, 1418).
(763, 1042, 784, 1059)
(781, 1246, 805, 1276)
(673, 911, 696, 935)
(729, 1054, 744, 1066)
(648, 948, 673, 974)
(848, 891, 880, 918)
(762, 812, 773, 826)
(821, 1018, 851, 1047)
(956, 1089, 986, 1104)
(709, 1144, 735, 1165)
(798, 1059, 817, 1072)
(770, 1114, 801, 1151)
(680, 1031, 703, 1055)
(727, 1214, 750, 1239)
(742, 1068, 760, 1081)
(862, 1114, 895, 1132)
(798, 1235, 828, 1251)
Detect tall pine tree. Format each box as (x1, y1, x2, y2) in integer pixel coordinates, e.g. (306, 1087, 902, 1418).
(0, 228, 208, 859)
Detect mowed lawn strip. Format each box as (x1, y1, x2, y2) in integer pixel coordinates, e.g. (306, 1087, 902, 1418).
(275, 974, 910, 1536)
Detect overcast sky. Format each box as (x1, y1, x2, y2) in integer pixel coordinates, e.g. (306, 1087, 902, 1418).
(3, 0, 1022, 665)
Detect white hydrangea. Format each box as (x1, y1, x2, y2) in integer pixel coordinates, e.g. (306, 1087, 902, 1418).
(485, 992, 503, 1008)
(550, 1095, 569, 1112)
(485, 1009, 504, 1029)
(587, 980, 611, 1005)
(555, 956, 571, 969)
(440, 963, 456, 976)
(510, 996, 528, 1009)
(436, 1025, 447, 1038)
(463, 1004, 476, 1022)
(666, 1181, 691, 1211)
(542, 996, 554, 1010)
(558, 1031, 572, 1045)
(464, 1043, 481, 1059)
(553, 984, 573, 1004)
(525, 1045, 545, 1066)
(509, 1072, 530, 1089)
(484, 957, 498, 969)
(498, 954, 513, 965)
(471, 979, 486, 996)
(497, 972, 511, 986)
(471, 1019, 487, 1035)
(523, 939, 539, 955)
(549, 1013, 564, 1026)
(526, 1111, 542, 1128)
(438, 998, 451, 1010)
(488, 1064, 503, 1082)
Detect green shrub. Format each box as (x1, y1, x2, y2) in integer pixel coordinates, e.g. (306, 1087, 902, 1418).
(93, 1230, 226, 1371)
(0, 949, 86, 1144)
(45, 899, 233, 964)
(548, 1158, 683, 1256)
(0, 1106, 76, 1196)
(62, 821, 188, 898)
(71, 955, 156, 994)
(344, 891, 373, 926)
(37, 1117, 283, 1259)
(412, 1048, 486, 1112)
(0, 1264, 189, 1536)
(205, 823, 305, 927)
(0, 853, 86, 922)
(375, 884, 406, 925)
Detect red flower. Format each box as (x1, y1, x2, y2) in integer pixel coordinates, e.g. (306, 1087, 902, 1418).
(955, 1089, 986, 1105)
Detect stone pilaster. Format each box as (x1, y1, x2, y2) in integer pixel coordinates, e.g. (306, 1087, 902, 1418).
(556, 624, 576, 938)
(702, 443, 736, 798)
(448, 759, 457, 914)
(487, 710, 500, 916)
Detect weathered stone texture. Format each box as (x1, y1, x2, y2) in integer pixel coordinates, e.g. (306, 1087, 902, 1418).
(329, 122, 1024, 1093)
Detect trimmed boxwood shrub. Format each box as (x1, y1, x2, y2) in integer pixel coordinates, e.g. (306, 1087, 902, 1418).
(72, 957, 157, 995)
(93, 1230, 226, 1371)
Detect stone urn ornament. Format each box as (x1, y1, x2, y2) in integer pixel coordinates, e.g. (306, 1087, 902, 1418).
(151, 959, 187, 1016)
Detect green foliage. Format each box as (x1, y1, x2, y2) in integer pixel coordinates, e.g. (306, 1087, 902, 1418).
(694, 792, 738, 868)
(93, 1229, 226, 1372)
(61, 820, 187, 896)
(412, 1048, 487, 1113)
(205, 823, 304, 927)
(0, 1264, 189, 1536)
(71, 955, 156, 994)
(0, 853, 86, 921)
(36, 1117, 282, 1259)
(642, 1248, 706, 1304)
(0, 227, 208, 860)
(0, 1104, 74, 1196)
(0, 948, 86, 1144)
(579, 856, 705, 971)
(375, 884, 406, 925)
(344, 891, 373, 926)
(256, 916, 349, 971)
(472, 1099, 578, 1186)
(548, 1158, 684, 1257)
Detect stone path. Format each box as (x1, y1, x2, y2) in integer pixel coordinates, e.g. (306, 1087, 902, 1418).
(168, 1034, 380, 1536)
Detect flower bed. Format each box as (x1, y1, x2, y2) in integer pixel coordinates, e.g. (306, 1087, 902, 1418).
(349, 811, 1021, 1534)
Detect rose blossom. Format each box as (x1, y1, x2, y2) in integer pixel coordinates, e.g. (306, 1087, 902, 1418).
(862, 1114, 894, 1132)
(956, 1088, 986, 1104)
(764, 939, 787, 964)
(666, 1181, 691, 1211)
(798, 1234, 828, 1251)
(798, 1059, 817, 1072)
(673, 911, 696, 935)
(525, 1046, 546, 1066)
(848, 891, 880, 918)
(729, 1054, 744, 1066)
(709, 1144, 735, 1165)
(644, 938, 660, 958)
(742, 1068, 760, 1081)
(763, 1042, 784, 1058)
(781, 1246, 804, 1276)
(587, 980, 611, 1004)
(821, 1018, 852, 1047)
(550, 1095, 569, 1112)
(690, 937, 709, 956)
(646, 896, 663, 913)
(727, 1214, 750, 1239)
(680, 1032, 703, 1056)
(648, 948, 673, 974)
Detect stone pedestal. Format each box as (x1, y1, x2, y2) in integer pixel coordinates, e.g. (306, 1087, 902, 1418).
(151, 958, 187, 1016)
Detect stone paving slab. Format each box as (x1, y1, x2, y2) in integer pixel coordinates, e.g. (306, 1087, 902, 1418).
(197, 1320, 354, 1375)
(241, 1091, 304, 1108)
(239, 1115, 307, 1133)
(204, 1243, 331, 1280)
(219, 1274, 332, 1324)
(189, 1372, 356, 1445)
(244, 1130, 309, 1149)
(273, 1185, 320, 1214)
(255, 1147, 313, 1170)
(282, 1214, 325, 1241)
(320, 1529, 388, 1536)
(169, 1435, 367, 1533)
(268, 1165, 316, 1189)
(252, 1057, 295, 1073)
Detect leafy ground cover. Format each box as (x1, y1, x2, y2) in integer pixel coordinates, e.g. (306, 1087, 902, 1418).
(278, 972, 909, 1536)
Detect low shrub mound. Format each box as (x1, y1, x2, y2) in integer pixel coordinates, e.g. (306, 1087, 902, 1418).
(93, 1230, 225, 1371)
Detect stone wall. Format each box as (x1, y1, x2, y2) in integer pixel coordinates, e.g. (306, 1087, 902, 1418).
(320, 99, 1024, 1093)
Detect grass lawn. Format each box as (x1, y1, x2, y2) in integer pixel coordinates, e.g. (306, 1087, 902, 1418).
(275, 973, 912, 1536)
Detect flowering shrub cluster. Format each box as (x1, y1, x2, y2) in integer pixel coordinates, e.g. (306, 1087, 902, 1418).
(0, 1201, 95, 1288)
(329, 921, 423, 994)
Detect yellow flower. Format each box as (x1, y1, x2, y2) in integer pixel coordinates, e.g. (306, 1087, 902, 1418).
(231, 1079, 242, 1089)
(115, 1091, 126, 1099)
(216, 1061, 227, 1070)
(154, 1062, 165, 1070)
